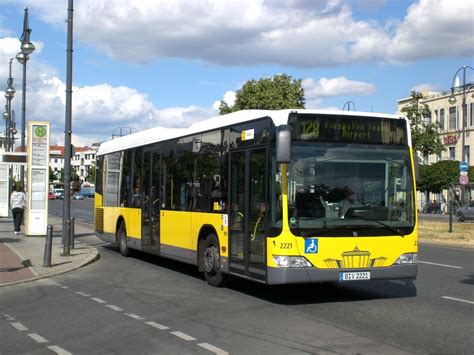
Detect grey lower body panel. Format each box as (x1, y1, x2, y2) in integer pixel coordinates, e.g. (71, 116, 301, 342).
(267, 264, 417, 285)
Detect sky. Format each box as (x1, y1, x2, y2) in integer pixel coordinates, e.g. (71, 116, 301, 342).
(0, 0, 473, 147)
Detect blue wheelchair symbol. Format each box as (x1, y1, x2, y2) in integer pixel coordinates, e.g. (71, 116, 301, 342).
(305, 239, 318, 254)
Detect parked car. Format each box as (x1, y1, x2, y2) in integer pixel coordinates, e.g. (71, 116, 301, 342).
(422, 202, 442, 214)
(48, 192, 56, 200)
(53, 188, 64, 199)
(456, 201, 474, 222)
(79, 187, 95, 198)
(72, 193, 84, 200)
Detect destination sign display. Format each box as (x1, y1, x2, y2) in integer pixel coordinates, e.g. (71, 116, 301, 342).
(289, 114, 408, 145)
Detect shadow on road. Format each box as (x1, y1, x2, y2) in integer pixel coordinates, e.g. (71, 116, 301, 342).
(102, 244, 417, 304)
(459, 274, 474, 285)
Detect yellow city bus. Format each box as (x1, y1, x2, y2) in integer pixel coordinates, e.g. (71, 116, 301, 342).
(95, 109, 418, 286)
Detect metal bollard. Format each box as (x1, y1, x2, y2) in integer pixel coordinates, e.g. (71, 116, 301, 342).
(448, 201, 453, 233)
(43, 224, 53, 267)
(70, 217, 75, 249)
(62, 219, 71, 256)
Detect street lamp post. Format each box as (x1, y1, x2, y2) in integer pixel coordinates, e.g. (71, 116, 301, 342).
(4, 58, 16, 152)
(62, 0, 74, 256)
(16, 7, 35, 188)
(448, 65, 474, 207)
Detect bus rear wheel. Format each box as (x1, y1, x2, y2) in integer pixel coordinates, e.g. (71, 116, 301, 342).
(202, 234, 227, 287)
(117, 221, 130, 257)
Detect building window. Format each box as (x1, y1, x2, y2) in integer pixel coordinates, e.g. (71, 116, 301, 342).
(440, 108, 445, 130)
(470, 103, 473, 127)
(449, 147, 455, 160)
(449, 107, 457, 130)
(465, 145, 470, 164)
(462, 103, 468, 129)
(423, 153, 428, 165)
(425, 111, 431, 125)
(436, 153, 441, 162)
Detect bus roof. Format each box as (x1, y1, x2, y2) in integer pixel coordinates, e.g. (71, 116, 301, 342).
(97, 109, 405, 156)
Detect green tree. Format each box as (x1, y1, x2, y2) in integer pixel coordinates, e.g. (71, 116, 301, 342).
(219, 74, 305, 114)
(49, 167, 57, 181)
(58, 167, 78, 183)
(87, 163, 96, 184)
(401, 91, 444, 157)
(417, 160, 463, 194)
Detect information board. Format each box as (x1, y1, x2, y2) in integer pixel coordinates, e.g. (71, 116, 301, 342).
(0, 165, 9, 217)
(26, 122, 50, 236)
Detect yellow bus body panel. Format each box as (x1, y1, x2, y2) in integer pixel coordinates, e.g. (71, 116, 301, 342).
(161, 211, 193, 249)
(102, 208, 141, 238)
(191, 213, 228, 257)
(160, 211, 228, 256)
(266, 229, 418, 268)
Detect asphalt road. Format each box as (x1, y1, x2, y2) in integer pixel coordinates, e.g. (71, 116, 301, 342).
(1, 201, 472, 354)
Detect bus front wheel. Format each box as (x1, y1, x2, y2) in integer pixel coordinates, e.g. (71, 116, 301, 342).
(202, 234, 227, 287)
(117, 221, 130, 257)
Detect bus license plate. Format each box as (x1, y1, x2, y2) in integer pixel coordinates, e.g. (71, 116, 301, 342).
(339, 271, 371, 281)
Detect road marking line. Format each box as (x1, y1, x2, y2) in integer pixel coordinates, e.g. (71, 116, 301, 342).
(198, 343, 229, 355)
(145, 321, 169, 330)
(75, 291, 90, 297)
(47, 345, 72, 355)
(91, 297, 106, 304)
(3, 314, 15, 321)
(106, 305, 123, 312)
(418, 260, 462, 269)
(27, 333, 49, 343)
(11, 322, 28, 331)
(170, 331, 196, 341)
(442, 296, 474, 305)
(36, 279, 61, 286)
(125, 313, 144, 320)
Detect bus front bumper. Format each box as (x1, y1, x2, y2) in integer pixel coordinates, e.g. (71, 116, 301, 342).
(267, 264, 417, 285)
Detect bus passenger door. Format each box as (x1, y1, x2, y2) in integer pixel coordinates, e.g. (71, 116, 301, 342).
(150, 151, 161, 250)
(229, 148, 267, 281)
(141, 151, 152, 248)
(142, 151, 160, 252)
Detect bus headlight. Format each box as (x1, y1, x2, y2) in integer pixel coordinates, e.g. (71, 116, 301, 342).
(272, 256, 312, 268)
(394, 253, 417, 265)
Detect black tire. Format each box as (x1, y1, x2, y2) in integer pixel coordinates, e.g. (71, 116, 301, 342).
(201, 233, 228, 287)
(456, 212, 465, 222)
(117, 221, 130, 256)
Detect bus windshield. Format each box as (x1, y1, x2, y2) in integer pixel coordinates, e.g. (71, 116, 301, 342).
(285, 142, 415, 237)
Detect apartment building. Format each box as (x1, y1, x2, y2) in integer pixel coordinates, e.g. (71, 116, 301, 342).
(71, 146, 98, 183)
(49, 144, 99, 184)
(397, 90, 474, 165)
(398, 90, 473, 208)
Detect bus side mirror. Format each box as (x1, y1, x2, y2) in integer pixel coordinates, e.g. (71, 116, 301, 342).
(276, 125, 292, 163)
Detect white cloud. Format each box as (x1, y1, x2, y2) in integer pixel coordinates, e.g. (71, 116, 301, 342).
(302, 76, 375, 107)
(388, 0, 474, 63)
(27, 0, 473, 67)
(212, 90, 236, 110)
(410, 83, 439, 93)
(26, 75, 217, 144)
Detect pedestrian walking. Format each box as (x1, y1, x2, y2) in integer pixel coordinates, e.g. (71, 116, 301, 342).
(11, 185, 27, 235)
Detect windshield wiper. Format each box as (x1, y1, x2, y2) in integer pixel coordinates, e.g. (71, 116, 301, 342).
(350, 218, 405, 237)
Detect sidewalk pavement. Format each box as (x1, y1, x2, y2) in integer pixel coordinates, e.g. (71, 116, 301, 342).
(0, 214, 99, 287)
